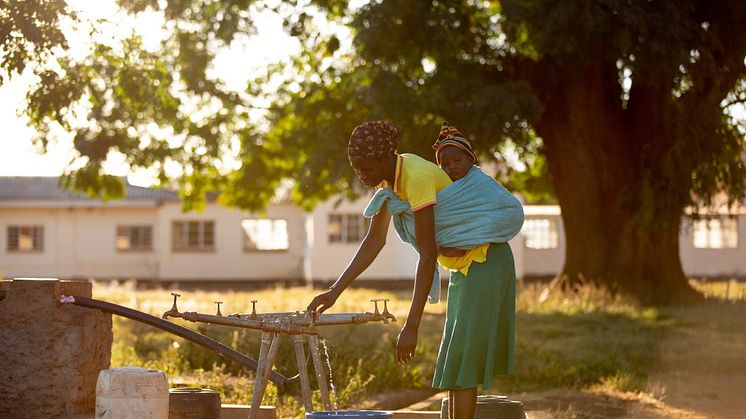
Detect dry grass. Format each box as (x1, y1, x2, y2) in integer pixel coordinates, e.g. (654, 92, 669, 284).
(94, 279, 746, 418)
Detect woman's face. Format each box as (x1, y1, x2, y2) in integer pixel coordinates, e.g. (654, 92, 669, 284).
(438, 146, 474, 180)
(349, 156, 393, 186)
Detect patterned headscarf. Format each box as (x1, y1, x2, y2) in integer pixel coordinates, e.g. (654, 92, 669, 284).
(348, 120, 402, 159)
(432, 121, 478, 164)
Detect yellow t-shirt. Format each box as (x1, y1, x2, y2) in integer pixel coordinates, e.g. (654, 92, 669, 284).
(379, 153, 452, 210)
(380, 153, 489, 276)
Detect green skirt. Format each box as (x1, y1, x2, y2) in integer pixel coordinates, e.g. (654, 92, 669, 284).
(432, 242, 516, 390)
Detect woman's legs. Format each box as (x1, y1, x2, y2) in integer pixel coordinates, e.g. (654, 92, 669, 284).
(449, 387, 477, 419)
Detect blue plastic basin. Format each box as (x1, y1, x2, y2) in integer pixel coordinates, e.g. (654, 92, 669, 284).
(305, 411, 392, 419)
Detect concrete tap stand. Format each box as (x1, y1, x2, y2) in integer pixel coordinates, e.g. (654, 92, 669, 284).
(0, 278, 112, 418)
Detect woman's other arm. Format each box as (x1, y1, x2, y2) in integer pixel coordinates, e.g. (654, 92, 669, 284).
(307, 204, 392, 315)
(396, 205, 437, 363)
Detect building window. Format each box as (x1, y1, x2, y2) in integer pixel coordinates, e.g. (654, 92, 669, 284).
(242, 219, 289, 251)
(116, 226, 153, 251)
(172, 221, 215, 251)
(521, 218, 559, 249)
(692, 217, 738, 249)
(328, 214, 371, 243)
(7, 226, 44, 252)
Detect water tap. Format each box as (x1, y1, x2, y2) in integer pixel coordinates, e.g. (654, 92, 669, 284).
(215, 301, 223, 317)
(381, 298, 396, 323)
(370, 298, 381, 315)
(249, 300, 259, 319)
(162, 292, 182, 319)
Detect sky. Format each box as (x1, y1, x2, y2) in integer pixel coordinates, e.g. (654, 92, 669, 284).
(0, 0, 301, 186)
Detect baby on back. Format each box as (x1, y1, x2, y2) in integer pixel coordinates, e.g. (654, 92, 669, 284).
(432, 122, 478, 182)
(431, 122, 522, 259)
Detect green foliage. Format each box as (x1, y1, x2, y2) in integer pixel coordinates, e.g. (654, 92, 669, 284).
(8, 0, 744, 213)
(506, 153, 555, 204)
(4, 1, 746, 302)
(0, 0, 76, 84)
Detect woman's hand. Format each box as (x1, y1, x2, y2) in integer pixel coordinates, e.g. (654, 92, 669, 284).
(439, 246, 467, 257)
(306, 289, 340, 320)
(396, 324, 419, 364)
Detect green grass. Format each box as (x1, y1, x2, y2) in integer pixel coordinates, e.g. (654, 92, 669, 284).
(96, 279, 746, 418)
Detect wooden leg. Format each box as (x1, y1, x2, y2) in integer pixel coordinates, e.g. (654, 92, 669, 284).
(308, 335, 332, 410)
(249, 332, 272, 419)
(293, 334, 313, 413)
(260, 333, 282, 392)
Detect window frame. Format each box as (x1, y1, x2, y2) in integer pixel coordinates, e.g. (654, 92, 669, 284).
(7, 225, 44, 252)
(691, 216, 739, 249)
(328, 213, 371, 244)
(172, 220, 216, 252)
(115, 225, 154, 252)
(241, 218, 290, 252)
(521, 218, 560, 250)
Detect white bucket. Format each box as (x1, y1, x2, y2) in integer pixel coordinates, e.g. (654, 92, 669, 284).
(95, 366, 169, 419)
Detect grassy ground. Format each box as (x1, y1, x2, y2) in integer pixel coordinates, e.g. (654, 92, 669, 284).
(96, 279, 746, 418)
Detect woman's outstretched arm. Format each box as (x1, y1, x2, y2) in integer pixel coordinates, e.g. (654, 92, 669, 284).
(396, 205, 437, 363)
(307, 203, 392, 315)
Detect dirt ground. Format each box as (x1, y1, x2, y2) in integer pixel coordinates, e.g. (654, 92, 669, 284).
(367, 303, 746, 419)
(514, 380, 746, 419)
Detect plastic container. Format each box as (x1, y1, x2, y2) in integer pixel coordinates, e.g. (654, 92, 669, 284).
(96, 366, 169, 419)
(168, 388, 221, 419)
(305, 411, 392, 419)
(441, 395, 525, 419)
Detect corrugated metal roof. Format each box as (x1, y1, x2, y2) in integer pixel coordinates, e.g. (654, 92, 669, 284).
(0, 177, 179, 202)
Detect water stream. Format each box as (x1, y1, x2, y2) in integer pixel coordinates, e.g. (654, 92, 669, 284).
(319, 338, 338, 410)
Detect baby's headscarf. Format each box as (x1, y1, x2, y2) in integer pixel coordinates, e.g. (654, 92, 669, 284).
(348, 120, 402, 159)
(432, 121, 477, 164)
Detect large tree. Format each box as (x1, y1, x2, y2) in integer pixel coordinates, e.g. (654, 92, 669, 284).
(3, 1, 746, 304)
(261, 0, 746, 304)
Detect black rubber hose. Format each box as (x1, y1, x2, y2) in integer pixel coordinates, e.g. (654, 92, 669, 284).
(66, 295, 292, 387)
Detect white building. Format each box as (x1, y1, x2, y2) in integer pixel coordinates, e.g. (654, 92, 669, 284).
(1, 177, 744, 282)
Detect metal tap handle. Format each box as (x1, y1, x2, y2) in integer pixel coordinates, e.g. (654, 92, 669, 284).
(251, 300, 258, 318)
(381, 298, 396, 323)
(370, 299, 380, 314)
(215, 301, 223, 316)
(162, 292, 182, 319)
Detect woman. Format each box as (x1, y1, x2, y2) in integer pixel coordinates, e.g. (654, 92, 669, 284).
(307, 120, 518, 419)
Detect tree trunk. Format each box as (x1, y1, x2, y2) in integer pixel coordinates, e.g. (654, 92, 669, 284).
(533, 62, 702, 305)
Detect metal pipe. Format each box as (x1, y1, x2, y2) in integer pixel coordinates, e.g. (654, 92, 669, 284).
(177, 311, 321, 335)
(61, 295, 292, 387)
(178, 311, 396, 329)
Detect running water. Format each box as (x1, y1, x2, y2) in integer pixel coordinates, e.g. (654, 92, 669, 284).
(320, 338, 338, 410)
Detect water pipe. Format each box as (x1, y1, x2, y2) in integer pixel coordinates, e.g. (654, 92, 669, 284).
(162, 294, 396, 333)
(59, 294, 293, 387)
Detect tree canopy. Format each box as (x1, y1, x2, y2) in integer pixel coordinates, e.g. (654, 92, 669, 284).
(3, 0, 746, 303)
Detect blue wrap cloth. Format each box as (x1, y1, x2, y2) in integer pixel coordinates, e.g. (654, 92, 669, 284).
(364, 166, 525, 303)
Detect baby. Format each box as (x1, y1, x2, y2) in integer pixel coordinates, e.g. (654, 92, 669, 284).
(432, 122, 477, 181)
(432, 122, 480, 257)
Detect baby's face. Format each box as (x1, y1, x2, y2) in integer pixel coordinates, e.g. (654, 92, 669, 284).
(438, 146, 473, 180)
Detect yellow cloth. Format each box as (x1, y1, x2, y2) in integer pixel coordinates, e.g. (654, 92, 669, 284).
(379, 153, 452, 210)
(437, 243, 490, 276)
(379, 153, 488, 276)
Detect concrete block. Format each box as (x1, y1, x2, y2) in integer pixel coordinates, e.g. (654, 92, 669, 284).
(221, 404, 277, 419)
(391, 411, 441, 418)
